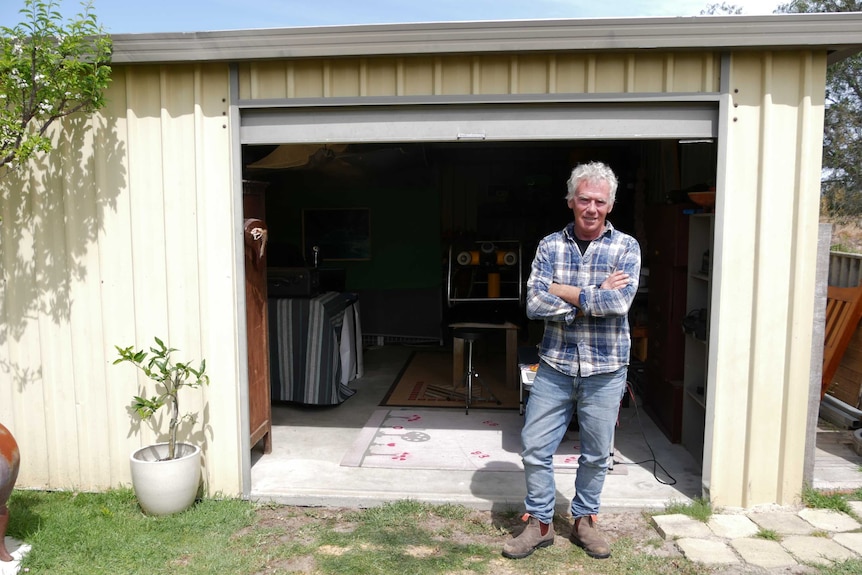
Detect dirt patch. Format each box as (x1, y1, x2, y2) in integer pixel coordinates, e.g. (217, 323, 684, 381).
(246, 506, 765, 575)
(246, 505, 830, 575)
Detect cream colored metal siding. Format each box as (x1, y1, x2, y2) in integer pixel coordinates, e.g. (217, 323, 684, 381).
(0, 37, 835, 511)
(359, 59, 388, 95)
(402, 57, 434, 95)
(237, 52, 721, 99)
(0, 63, 243, 497)
(708, 51, 825, 507)
(478, 56, 511, 94)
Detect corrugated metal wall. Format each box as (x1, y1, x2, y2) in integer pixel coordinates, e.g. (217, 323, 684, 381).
(0, 46, 831, 509)
(0, 49, 722, 498)
(237, 51, 720, 98)
(0, 63, 243, 496)
(708, 51, 826, 507)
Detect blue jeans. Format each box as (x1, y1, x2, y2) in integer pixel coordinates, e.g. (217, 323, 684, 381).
(521, 360, 627, 523)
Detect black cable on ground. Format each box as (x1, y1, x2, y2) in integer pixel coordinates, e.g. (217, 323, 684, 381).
(612, 381, 677, 486)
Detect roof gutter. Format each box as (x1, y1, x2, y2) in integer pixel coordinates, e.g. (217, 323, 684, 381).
(110, 13, 862, 65)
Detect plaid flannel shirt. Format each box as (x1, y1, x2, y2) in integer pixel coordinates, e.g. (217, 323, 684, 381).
(526, 221, 641, 378)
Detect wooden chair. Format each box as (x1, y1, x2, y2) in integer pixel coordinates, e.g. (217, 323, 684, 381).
(821, 283, 862, 399)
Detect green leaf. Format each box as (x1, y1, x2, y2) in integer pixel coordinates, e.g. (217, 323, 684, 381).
(113, 336, 210, 455)
(0, 0, 112, 169)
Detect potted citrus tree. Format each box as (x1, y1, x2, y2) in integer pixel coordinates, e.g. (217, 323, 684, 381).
(114, 336, 209, 515)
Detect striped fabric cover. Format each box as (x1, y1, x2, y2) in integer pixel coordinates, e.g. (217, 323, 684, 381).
(270, 291, 358, 405)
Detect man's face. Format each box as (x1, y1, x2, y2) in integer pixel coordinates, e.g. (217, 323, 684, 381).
(567, 179, 613, 241)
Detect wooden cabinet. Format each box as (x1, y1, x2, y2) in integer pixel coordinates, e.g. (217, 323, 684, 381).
(643, 205, 690, 443)
(244, 180, 272, 454)
(242, 180, 267, 220)
(682, 213, 714, 465)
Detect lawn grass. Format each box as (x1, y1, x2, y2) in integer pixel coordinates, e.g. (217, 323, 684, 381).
(661, 496, 713, 522)
(802, 484, 862, 517)
(6, 488, 862, 575)
(8, 488, 258, 575)
(755, 528, 780, 541)
(6, 490, 704, 575)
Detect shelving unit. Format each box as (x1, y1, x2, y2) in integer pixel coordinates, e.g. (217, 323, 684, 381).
(643, 204, 690, 444)
(681, 213, 714, 465)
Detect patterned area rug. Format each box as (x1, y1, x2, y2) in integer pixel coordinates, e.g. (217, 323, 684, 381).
(340, 407, 628, 474)
(380, 350, 521, 410)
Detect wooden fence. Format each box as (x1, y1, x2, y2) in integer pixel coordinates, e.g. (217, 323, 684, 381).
(830, 251, 862, 288)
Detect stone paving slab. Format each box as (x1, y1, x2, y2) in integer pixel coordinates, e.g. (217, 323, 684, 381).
(652, 506, 862, 570)
(748, 511, 815, 535)
(798, 507, 862, 532)
(834, 532, 862, 555)
(651, 514, 713, 539)
(707, 514, 760, 538)
(730, 538, 797, 569)
(781, 535, 859, 566)
(676, 537, 739, 565)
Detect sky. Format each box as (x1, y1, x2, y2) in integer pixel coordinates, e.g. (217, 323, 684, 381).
(1, 0, 787, 35)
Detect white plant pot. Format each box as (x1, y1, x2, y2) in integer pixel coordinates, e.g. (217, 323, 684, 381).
(129, 442, 202, 516)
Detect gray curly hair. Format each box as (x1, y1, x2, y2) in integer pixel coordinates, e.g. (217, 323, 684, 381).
(565, 161, 619, 205)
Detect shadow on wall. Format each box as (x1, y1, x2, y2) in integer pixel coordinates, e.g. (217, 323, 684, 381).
(0, 113, 126, 391)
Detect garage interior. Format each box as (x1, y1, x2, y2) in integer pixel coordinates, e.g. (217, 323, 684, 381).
(241, 137, 718, 463)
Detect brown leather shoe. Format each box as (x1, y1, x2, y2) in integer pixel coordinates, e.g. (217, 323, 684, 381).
(502, 513, 555, 559)
(571, 514, 610, 559)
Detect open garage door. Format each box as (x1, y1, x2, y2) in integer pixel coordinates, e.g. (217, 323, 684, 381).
(239, 102, 718, 145)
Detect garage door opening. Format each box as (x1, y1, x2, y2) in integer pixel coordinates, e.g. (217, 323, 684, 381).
(242, 138, 718, 495)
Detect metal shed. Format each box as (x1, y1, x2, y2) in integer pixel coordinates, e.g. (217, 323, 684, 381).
(1, 13, 861, 509)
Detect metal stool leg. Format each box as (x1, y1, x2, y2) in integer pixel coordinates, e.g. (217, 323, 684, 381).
(463, 338, 500, 415)
(465, 338, 474, 414)
(608, 425, 615, 471)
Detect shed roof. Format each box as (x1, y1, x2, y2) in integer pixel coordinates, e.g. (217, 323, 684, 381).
(111, 13, 862, 65)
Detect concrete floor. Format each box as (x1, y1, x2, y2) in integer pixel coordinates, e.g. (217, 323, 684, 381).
(250, 345, 862, 512)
